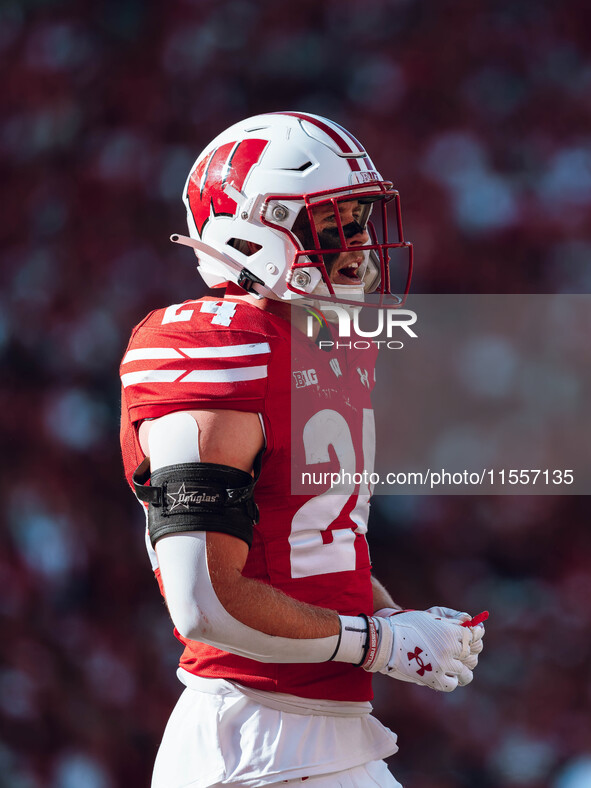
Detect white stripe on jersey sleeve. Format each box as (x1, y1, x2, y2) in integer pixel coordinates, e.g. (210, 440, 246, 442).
(182, 365, 268, 383)
(184, 342, 270, 358)
(121, 365, 268, 388)
(122, 343, 270, 364)
(122, 348, 184, 364)
(121, 370, 186, 388)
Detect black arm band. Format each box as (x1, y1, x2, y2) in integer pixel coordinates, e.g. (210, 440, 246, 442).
(132, 458, 258, 548)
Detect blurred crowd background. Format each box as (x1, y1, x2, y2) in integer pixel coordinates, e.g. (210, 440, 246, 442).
(1, 0, 590, 786)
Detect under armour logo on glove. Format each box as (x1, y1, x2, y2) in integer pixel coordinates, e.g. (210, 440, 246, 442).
(407, 646, 432, 676)
(362, 609, 477, 692)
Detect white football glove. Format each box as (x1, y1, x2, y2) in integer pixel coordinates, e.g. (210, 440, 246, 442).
(426, 606, 486, 675)
(425, 605, 470, 622)
(373, 606, 486, 685)
(362, 610, 475, 691)
(375, 605, 470, 623)
(425, 606, 486, 681)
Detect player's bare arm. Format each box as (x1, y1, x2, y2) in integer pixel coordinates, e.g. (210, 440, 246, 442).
(139, 408, 340, 640)
(138, 408, 482, 684)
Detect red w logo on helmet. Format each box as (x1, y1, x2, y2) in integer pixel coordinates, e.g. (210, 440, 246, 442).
(187, 139, 267, 236)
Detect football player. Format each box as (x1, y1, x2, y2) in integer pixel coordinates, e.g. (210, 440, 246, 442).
(120, 112, 485, 787)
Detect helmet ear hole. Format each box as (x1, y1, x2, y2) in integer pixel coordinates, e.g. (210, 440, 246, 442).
(227, 238, 262, 257)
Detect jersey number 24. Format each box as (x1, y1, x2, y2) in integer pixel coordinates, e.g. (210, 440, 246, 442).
(289, 408, 375, 578)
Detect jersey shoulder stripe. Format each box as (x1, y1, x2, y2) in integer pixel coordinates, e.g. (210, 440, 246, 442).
(122, 342, 271, 365)
(121, 364, 268, 389)
(120, 301, 288, 420)
(121, 342, 272, 390)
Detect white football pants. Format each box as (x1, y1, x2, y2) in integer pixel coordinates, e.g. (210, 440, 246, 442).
(152, 675, 402, 788)
(209, 760, 402, 786)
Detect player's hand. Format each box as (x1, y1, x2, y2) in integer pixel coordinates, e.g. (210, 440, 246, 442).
(375, 605, 486, 685)
(426, 607, 487, 678)
(362, 610, 475, 692)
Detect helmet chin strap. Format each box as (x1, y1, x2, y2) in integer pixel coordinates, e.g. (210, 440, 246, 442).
(172, 233, 371, 319)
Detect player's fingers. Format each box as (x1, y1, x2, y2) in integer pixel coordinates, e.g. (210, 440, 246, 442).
(470, 637, 484, 656)
(443, 624, 472, 661)
(458, 626, 471, 660)
(455, 661, 474, 687)
(471, 625, 485, 644)
(462, 653, 479, 671)
(438, 672, 460, 692)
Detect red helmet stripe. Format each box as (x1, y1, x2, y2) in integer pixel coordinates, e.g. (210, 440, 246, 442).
(273, 111, 364, 171)
(334, 124, 374, 171)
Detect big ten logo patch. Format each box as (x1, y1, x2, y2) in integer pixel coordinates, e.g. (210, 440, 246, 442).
(293, 369, 318, 388)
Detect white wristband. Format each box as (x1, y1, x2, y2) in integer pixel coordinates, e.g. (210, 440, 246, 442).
(332, 616, 394, 671)
(331, 615, 369, 665)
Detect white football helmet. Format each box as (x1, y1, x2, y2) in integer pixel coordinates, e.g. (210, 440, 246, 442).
(172, 111, 412, 309)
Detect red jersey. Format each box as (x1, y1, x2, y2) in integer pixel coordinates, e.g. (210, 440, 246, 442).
(120, 295, 378, 702)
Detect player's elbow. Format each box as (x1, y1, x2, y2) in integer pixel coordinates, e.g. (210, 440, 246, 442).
(167, 594, 279, 663)
(170, 603, 210, 642)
